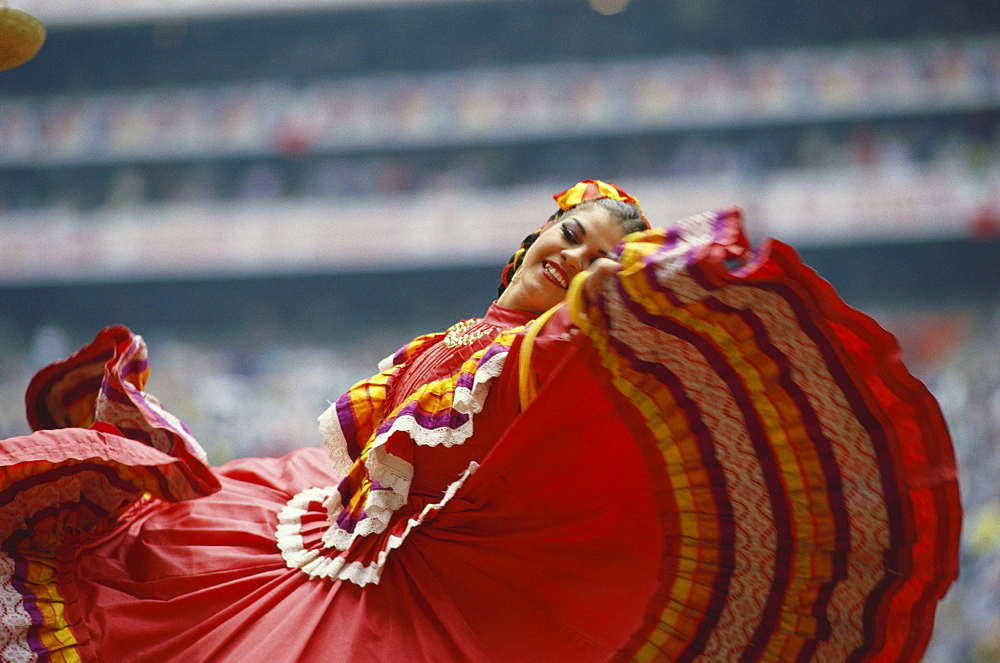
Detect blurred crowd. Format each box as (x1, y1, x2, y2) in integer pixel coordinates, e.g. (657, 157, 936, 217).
(1, 120, 997, 215)
(0, 325, 390, 463)
(1, 37, 997, 212)
(916, 306, 1000, 662)
(1, 303, 998, 659)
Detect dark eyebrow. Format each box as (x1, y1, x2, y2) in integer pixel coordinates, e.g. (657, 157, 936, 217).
(571, 217, 611, 258)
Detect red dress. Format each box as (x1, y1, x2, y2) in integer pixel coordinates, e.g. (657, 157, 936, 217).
(0, 209, 960, 662)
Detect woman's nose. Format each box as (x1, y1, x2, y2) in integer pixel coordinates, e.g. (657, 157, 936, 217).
(561, 247, 585, 272)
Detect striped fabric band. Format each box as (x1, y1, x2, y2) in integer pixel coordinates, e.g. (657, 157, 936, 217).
(308, 324, 524, 574)
(568, 209, 960, 662)
(2, 326, 221, 662)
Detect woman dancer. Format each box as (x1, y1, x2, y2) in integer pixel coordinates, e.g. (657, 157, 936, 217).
(0, 180, 960, 662)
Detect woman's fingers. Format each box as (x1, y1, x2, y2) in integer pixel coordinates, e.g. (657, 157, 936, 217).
(583, 257, 620, 303)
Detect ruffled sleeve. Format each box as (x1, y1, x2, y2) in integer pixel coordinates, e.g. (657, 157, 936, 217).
(281, 323, 527, 586)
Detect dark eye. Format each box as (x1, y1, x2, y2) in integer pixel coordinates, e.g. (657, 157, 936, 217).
(561, 223, 578, 243)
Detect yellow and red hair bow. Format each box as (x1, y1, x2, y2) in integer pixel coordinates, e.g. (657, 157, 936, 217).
(552, 179, 648, 228)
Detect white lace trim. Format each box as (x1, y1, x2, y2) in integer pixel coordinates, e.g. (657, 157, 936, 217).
(322, 348, 507, 548)
(93, 333, 211, 465)
(317, 403, 354, 479)
(319, 349, 508, 472)
(408, 349, 507, 447)
(365, 348, 507, 461)
(276, 461, 479, 587)
(96, 385, 211, 465)
(318, 476, 408, 551)
(309, 347, 507, 552)
(0, 553, 37, 663)
(377, 352, 397, 373)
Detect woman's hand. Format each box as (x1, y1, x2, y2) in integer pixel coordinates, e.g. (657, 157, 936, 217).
(583, 257, 620, 305)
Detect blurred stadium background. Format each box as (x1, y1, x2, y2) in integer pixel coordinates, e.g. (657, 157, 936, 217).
(1, 0, 998, 658)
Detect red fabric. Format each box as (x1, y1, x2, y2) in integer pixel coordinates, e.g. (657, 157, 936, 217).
(0, 213, 960, 662)
(65, 309, 660, 662)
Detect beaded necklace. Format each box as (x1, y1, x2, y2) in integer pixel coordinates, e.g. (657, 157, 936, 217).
(441, 318, 497, 348)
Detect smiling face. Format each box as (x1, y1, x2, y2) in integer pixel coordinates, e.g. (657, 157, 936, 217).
(496, 203, 627, 315)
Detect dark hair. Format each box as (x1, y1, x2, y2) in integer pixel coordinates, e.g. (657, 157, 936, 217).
(560, 198, 647, 235)
(497, 198, 646, 297)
